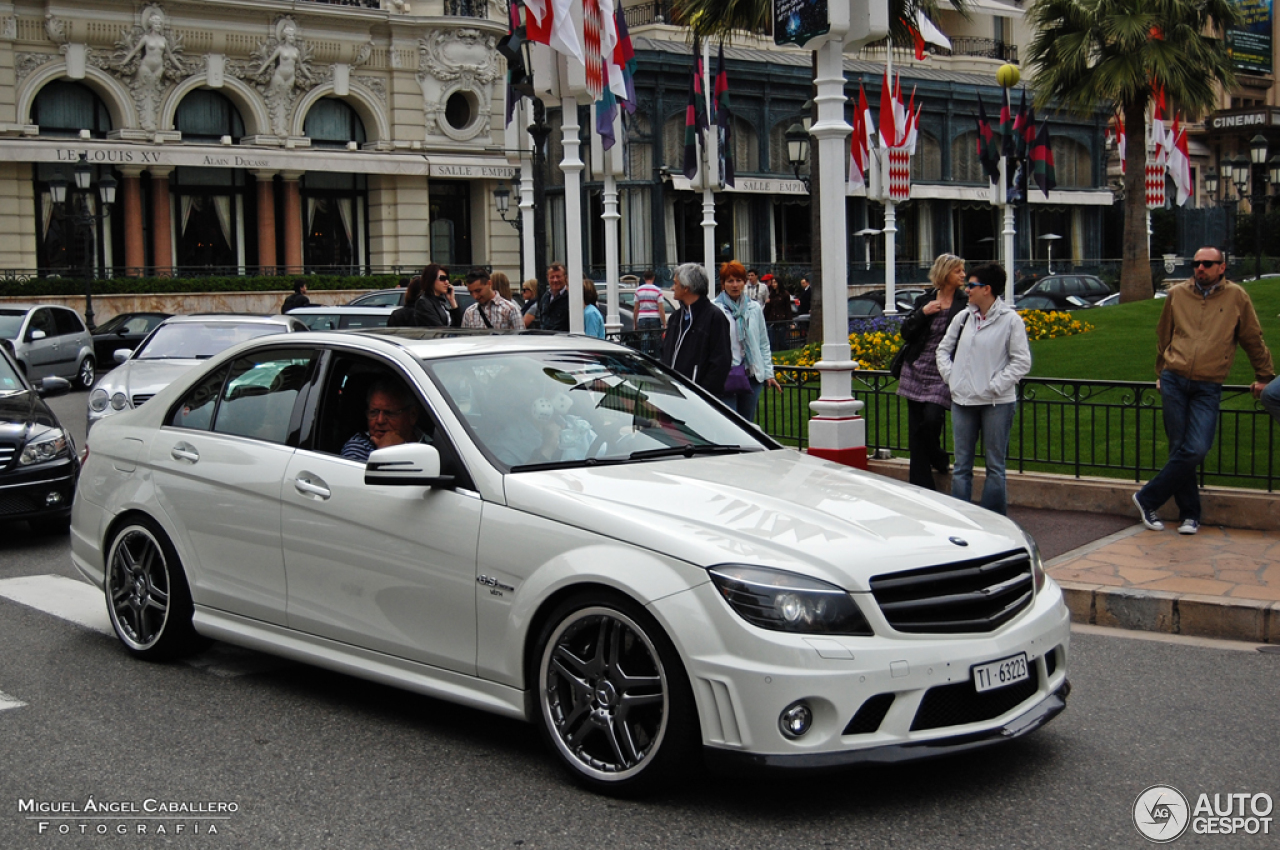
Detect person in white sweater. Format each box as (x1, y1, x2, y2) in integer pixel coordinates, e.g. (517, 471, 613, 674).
(936, 263, 1031, 515)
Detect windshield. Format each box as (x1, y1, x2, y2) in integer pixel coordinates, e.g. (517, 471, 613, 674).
(426, 350, 770, 472)
(134, 322, 288, 360)
(0, 310, 27, 341)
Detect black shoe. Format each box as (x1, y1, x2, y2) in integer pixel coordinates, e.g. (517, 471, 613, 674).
(932, 453, 950, 475)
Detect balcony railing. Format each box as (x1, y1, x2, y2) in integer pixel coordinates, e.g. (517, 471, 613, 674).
(302, 0, 381, 8)
(444, 0, 489, 17)
(936, 37, 1018, 64)
(623, 1, 678, 27)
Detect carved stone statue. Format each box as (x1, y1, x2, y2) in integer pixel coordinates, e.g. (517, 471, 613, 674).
(113, 6, 186, 132)
(251, 17, 314, 136)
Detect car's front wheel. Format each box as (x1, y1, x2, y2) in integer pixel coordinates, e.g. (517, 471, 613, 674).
(76, 356, 96, 390)
(104, 517, 204, 661)
(533, 592, 698, 796)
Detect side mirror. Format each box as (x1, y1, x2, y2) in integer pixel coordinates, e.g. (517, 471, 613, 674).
(29, 329, 46, 341)
(114, 349, 132, 364)
(365, 442, 453, 488)
(36, 376, 71, 398)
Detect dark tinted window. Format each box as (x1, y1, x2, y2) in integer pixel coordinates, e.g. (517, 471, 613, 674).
(212, 350, 316, 445)
(53, 308, 86, 336)
(28, 309, 56, 338)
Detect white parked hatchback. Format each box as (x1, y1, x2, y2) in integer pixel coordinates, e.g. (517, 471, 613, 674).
(71, 328, 1070, 794)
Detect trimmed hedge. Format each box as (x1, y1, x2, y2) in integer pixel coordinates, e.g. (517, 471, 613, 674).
(0, 274, 401, 298)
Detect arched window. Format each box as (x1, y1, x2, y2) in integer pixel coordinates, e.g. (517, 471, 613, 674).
(951, 131, 987, 184)
(662, 113, 758, 175)
(31, 81, 111, 138)
(176, 90, 245, 143)
(911, 133, 942, 181)
(1051, 135, 1091, 188)
(304, 98, 367, 149)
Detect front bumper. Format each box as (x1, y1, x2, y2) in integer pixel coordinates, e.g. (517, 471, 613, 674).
(704, 680, 1069, 773)
(0, 457, 78, 522)
(649, 576, 1072, 766)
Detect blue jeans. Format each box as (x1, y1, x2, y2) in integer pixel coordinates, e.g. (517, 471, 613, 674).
(1261, 375, 1280, 423)
(1137, 371, 1222, 523)
(950, 402, 1017, 515)
(719, 378, 764, 421)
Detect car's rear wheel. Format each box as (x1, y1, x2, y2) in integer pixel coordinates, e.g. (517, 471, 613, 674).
(533, 592, 698, 796)
(104, 518, 204, 660)
(76, 356, 96, 390)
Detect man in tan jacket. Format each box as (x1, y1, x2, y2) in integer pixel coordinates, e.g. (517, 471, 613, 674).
(1134, 246, 1274, 535)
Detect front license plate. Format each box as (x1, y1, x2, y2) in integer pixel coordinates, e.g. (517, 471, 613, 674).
(971, 652, 1029, 693)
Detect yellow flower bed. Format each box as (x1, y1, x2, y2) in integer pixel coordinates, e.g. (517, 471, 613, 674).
(773, 310, 1091, 373)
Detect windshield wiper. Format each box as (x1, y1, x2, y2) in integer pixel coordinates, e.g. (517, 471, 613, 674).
(508, 456, 632, 473)
(627, 444, 758, 461)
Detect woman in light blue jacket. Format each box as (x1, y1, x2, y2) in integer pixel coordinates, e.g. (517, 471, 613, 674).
(714, 260, 781, 419)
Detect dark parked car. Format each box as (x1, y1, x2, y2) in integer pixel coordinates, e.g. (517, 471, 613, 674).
(1016, 275, 1114, 310)
(91, 312, 171, 368)
(347, 286, 475, 314)
(0, 343, 78, 533)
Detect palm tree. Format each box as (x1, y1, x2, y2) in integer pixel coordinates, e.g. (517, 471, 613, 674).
(1026, 0, 1239, 302)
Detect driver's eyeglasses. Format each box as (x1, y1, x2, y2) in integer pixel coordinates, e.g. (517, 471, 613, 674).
(1192, 260, 1221, 268)
(367, 406, 410, 420)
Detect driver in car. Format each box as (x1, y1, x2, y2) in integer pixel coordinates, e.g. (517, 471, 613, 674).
(342, 379, 430, 462)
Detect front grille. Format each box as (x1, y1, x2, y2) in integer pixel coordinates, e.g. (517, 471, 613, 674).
(131, 393, 155, 407)
(843, 694, 895, 735)
(869, 549, 1033, 633)
(0, 441, 15, 468)
(910, 676, 1039, 731)
(0, 492, 40, 515)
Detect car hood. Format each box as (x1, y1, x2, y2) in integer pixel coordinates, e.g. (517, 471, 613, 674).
(0, 389, 58, 439)
(503, 450, 1029, 591)
(101, 359, 206, 398)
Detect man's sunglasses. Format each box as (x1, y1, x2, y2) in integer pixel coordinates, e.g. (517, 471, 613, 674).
(1192, 260, 1222, 268)
(963, 281, 988, 290)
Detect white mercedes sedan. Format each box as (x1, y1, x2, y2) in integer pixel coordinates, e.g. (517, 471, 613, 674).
(71, 328, 1070, 795)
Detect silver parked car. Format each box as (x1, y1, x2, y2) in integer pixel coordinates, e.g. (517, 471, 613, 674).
(0, 304, 97, 389)
(87, 314, 307, 430)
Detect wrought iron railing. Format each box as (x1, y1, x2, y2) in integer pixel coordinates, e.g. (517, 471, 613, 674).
(937, 38, 1018, 63)
(757, 370, 1280, 491)
(443, 0, 489, 17)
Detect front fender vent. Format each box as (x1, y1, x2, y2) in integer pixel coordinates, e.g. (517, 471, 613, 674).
(869, 549, 1033, 634)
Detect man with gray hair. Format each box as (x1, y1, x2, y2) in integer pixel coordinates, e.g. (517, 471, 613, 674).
(661, 262, 731, 395)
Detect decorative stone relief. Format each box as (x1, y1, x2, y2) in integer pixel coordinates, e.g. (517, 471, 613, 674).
(354, 76, 386, 105)
(3, 18, 17, 41)
(16, 53, 48, 84)
(44, 13, 66, 45)
(417, 29, 499, 142)
(243, 17, 320, 137)
(110, 6, 187, 132)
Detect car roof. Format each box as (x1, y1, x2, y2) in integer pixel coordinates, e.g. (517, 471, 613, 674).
(159, 313, 301, 326)
(270, 327, 632, 362)
(0, 303, 80, 313)
(288, 306, 396, 315)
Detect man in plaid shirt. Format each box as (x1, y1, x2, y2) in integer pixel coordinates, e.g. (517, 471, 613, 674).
(462, 270, 523, 330)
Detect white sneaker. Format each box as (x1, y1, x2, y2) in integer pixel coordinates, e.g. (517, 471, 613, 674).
(1178, 519, 1199, 535)
(1133, 493, 1164, 531)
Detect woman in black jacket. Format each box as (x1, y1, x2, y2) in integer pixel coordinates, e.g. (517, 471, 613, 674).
(413, 264, 461, 328)
(387, 275, 423, 327)
(895, 254, 968, 490)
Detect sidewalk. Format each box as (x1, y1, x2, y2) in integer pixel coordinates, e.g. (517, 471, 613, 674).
(866, 459, 1280, 644)
(1046, 523, 1280, 644)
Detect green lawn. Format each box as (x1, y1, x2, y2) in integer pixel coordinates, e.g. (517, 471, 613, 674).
(1027, 278, 1280, 384)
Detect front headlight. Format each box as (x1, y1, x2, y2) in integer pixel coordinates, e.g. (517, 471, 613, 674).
(19, 428, 71, 466)
(708, 565, 873, 635)
(88, 388, 110, 412)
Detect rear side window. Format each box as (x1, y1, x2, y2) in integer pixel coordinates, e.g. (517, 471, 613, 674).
(53, 308, 86, 336)
(212, 350, 317, 444)
(168, 365, 230, 432)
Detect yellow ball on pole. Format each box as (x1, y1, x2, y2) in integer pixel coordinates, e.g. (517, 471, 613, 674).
(996, 64, 1021, 89)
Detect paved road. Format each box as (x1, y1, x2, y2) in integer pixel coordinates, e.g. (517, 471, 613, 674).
(6, 388, 1274, 848)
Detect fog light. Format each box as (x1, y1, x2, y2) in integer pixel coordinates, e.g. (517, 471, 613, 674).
(110, 392, 129, 411)
(779, 701, 813, 739)
(45, 491, 63, 506)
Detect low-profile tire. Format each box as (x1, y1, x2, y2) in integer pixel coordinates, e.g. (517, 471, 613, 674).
(533, 592, 700, 796)
(104, 517, 205, 661)
(76, 356, 96, 390)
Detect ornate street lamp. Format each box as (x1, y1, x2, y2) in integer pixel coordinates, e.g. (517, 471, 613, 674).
(785, 123, 811, 191)
(48, 153, 116, 330)
(493, 180, 521, 232)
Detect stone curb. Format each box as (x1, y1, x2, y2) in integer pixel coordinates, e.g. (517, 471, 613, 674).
(1057, 582, 1279, 644)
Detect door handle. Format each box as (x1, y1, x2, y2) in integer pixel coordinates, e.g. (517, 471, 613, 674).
(294, 476, 331, 500)
(170, 442, 199, 463)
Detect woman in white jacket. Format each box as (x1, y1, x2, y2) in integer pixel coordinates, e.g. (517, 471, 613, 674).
(935, 263, 1031, 515)
(714, 260, 781, 419)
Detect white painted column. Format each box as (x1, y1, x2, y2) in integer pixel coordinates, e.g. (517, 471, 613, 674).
(561, 96, 585, 334)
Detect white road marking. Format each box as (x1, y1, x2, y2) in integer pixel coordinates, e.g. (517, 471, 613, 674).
(0, 574, 290, 677)
(0, 574, 113, 636)
(0, 689, 27, 711)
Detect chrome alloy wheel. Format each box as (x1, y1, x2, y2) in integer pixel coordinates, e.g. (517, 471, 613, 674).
(539, 606, 670, 783)
(77, 357, 96, 390)
(106, 525, 172, 651)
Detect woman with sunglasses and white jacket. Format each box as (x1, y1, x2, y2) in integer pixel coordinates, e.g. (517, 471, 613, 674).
(935, 262, 1031, 515)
